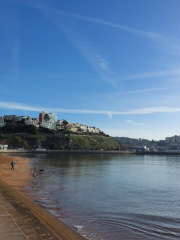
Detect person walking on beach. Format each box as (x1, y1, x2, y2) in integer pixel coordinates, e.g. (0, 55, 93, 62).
(11, 161, 15, 170)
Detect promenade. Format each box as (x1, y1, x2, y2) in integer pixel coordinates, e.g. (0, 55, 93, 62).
(0, 178, 84, 240)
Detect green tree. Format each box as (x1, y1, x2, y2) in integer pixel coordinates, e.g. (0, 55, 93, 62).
(77, 127, 82, 134)
(24, 125, 37, 134)
(44, 113, 50, 122)
(61, 120, 69, 133)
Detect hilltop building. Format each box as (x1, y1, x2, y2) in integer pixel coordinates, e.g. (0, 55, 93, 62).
(0, 116, 6, 128)
(0, 112, 101, 134)
(39, 111, 57, 129)
(24, 117, 39, 127)
(8, 115, 19, 121)
(63, 121, 100, 134)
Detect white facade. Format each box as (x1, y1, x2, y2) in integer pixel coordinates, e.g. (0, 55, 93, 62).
(1, 112, 101, 134)
(87, 126, 100, 133)
(131, 145, 150, 151)
(0, 117, 6, 127)
(39, 111, 57, 130)
(48, 113, 57, 123)
(25, 118, 39, 127)
(56, 120, 62, 129)
(8, 115, 19, 120)
(0, 144, 8, 149)
(66, 122, 100, 134)
(18, 116, 29, 121)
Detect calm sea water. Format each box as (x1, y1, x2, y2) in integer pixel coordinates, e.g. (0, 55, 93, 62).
(16, 153, 180, 239)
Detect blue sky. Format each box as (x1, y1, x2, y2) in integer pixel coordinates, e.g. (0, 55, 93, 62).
(1, 0, 180, 140)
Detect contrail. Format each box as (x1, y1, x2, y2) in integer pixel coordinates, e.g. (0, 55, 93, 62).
(0, 85, 8, 94)
(21, 109, 29, 116)
(54, 10, 160, 39)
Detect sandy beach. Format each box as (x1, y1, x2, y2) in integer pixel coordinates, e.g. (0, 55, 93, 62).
(0, 154, 33, 192)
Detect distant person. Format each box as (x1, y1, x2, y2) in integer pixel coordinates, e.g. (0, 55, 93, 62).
(11, 161, 15, 170)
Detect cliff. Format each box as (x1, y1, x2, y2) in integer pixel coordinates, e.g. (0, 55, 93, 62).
(0, 133, 121, 151)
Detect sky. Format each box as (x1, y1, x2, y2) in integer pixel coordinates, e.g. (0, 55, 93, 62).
(1, 0, 180, 140)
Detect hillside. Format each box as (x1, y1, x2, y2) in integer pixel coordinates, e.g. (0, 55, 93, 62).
(0, 133, 121, 151)
(0, 121, 121, 151)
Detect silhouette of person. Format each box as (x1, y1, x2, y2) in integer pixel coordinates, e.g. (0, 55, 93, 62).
(11, 161, 15, 170)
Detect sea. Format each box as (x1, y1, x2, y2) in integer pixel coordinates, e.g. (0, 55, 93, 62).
(13, 153, 180, 240)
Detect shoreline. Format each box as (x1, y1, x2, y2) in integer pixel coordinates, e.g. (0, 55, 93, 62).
(0, 154, 84, 240)
(2, 149, 180, 155)
(1, 149, 133, 154)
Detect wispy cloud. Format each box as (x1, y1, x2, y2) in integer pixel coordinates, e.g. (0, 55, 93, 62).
(54, 11, 180, 56)
(8, 0, 111, 75)
(126, 120, 147, 126)
(0, 85, 8, 94)
(33, 3, 114, 87)
(7, 0, 161, 40)
(54, 10, 160, 40)
(10, 0, 180, 87)
(126, 106, 180, 115)
(17, 1, 180, 86)
(1, 102, 180, 117)
(106, 86, 178, 97)
(54, 10, 180, 56)
(107, 112, 112, 119)
(8, 0, 180, 56)
(73, 34, 110, 72)
(122, 69, 180, 80)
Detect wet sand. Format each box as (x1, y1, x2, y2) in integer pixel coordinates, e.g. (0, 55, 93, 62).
(0, 154, 33, 190)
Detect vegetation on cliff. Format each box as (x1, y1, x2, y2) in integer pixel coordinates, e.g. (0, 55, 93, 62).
(0, 120, 121, 151)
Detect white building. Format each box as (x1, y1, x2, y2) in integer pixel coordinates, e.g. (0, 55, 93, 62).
(131, 145, 150, 152)
(87, 126, 100, 134)
(66, 122, 100, 134)
(0, 117, 6, 128)
(24, 117, 39, 127)
(56, 120, 62, 130)
(0, 144, 8, 150)
(39, 111, 57, 129)
(48, 113, 57, 123)
(17, 116, 29, 121)
(8, 115, 19, 121)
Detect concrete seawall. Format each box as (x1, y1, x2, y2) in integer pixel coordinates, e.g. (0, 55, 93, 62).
(0, 178, 84, 240)
(1, 149, 134, 154)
